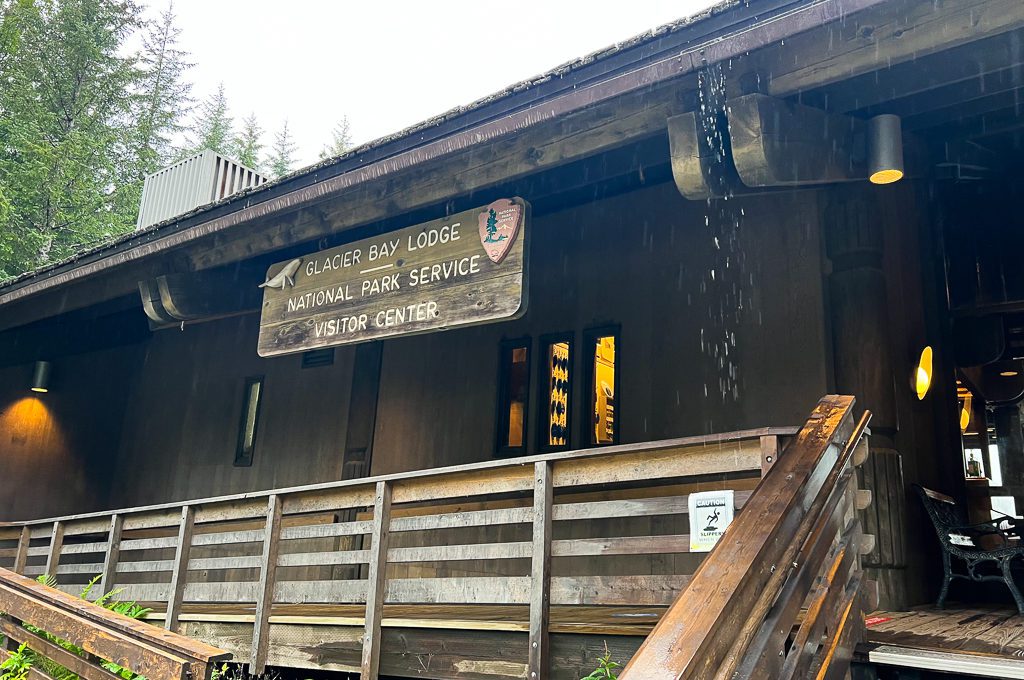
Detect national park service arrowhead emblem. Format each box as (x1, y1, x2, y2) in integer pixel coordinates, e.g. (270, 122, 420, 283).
(478, 198, 522, 264)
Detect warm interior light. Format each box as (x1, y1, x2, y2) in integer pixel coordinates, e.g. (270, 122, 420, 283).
(30, 360, 51, 393)
(960, 394, 972, 432)
(868, 114, 905, 185)
(1000, 370, 1019, 377)
(914, 346, 933, 400)
(869, 168, 904, 184)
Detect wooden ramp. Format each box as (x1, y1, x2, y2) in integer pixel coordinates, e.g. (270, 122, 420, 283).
(859, 607, 1024, 678)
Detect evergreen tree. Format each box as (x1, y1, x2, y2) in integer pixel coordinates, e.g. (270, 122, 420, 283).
(233, 113, 264, 171)
(267, 119, 297, 178)
(319, 116, 352, 159)
(134, 2, 192, 173)
(0, 0, 141, 275)
(188, 81, 233, 156)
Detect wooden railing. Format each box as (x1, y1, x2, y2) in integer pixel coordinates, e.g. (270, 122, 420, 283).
(0, 427, 793, 678)
(620, 395, 874, 680)
(0, 566, 229, 680)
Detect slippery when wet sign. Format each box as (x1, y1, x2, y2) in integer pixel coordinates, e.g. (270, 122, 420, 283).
(257, 198, 529, 356)
(689, 490, 735, 552)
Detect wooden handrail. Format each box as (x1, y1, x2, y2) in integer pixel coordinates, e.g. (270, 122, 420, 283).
(619, 395, 873, 680)
(0, 427, 796, 679)
(0, 427, 797, 533)
(0, 567, 230, 680)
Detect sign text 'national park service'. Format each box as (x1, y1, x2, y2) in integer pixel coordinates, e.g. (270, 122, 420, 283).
(257, 198, 529, 356)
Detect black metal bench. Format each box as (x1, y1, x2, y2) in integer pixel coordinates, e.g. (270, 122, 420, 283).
(915, 484, 1024, 614)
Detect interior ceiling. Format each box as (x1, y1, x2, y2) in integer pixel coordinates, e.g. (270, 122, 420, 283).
(795, 26, 1024, 165)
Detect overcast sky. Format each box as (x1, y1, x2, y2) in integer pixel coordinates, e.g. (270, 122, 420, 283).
(154, 0, 720, 168)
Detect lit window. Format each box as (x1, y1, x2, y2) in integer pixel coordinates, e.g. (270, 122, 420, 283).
(988, 443, 1004, 487)
(496, 341, 530, 455)
(235, 376, 264, 467)
(541, 336, 572, 450)
(586, 328, 619, 446)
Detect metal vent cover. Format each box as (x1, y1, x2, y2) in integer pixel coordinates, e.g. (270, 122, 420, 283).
(136, 149, 268, 230)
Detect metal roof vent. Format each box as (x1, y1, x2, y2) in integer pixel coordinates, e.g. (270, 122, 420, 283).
(135, 149, 268, 230)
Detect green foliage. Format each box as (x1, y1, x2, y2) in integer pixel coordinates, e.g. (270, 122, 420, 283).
(0, 642, 32, 680)
(580, 643, 619, 680)
(232, 113, 264, 171)
(318, 117, 351, 160)
(187, 81, 233, 156)
(9, 574, 152, 680)
(267, 119, 297, 178)
(0, 0, 191, 280)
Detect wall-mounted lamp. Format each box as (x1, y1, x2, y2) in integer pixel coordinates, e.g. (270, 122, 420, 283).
(914, 346, 933, 400)
(868, 114, 905, 185)
(30, 360, 51, 393)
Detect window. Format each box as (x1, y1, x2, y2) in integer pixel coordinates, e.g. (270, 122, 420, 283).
(235, 376, 264, 466)
(495, 340, 531, 456)
(585, 327, 619, 446)
(540, 335, 573, 451)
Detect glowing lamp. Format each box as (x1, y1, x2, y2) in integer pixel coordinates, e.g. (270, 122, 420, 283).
(868, 114, 904, 185)
(914, 346, 933, 400)
(30, 360, 51, 393)
(960, 395, 972, 432)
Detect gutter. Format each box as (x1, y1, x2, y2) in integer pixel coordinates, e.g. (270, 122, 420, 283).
(0, 0, 887, 309)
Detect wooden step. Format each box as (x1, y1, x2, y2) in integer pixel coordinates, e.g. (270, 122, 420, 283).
(858, 643, 1024, 679)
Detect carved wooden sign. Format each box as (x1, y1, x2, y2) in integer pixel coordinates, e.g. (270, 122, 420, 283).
(257, 198, 529, 356)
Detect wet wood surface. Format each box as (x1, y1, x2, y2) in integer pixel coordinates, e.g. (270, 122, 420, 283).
(865, 606, 1024, 657)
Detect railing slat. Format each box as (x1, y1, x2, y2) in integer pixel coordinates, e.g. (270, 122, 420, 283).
(277, 550, 370, 567)
(44, 521, 64, 580)
(99, 514, 122, 596)
(13, 526, 30, 574)
(361, 480, 392, 680)
(250, 494, 283, 675)
(165, 506, 194, 631)
(528, 461, 553, 680)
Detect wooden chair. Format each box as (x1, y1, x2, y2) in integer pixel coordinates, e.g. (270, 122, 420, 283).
(914, 484, 1024, 614)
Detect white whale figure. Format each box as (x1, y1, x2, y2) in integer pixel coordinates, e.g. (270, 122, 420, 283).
(259, 258, 302, 289)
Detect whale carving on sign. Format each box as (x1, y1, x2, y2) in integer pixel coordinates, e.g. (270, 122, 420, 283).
(478, 198, 522, 264)
(259, 258, 302, 289)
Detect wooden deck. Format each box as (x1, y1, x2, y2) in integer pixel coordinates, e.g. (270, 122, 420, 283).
(862, 606, 1024, 678)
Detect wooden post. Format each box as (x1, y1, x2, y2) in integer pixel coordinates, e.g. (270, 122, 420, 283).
(13, 527, 30, 574)
(760, 435, 780, 475)
(44, 522, 64, 581)
(528, 461, 553, 680)
(825, 189, 908, 610)
(99, 514, 123, 597)
(361, 481, 392, 680)
(165, 506, 195, 632)
(250, 495, 283, 675)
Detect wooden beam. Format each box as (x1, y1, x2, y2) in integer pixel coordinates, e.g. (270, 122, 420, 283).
(763, 0, 1024, 97)
(165, 506, 194, 632)
(250, 495, 283, 675)
(529, 461, 553, 680)
(360, 481, 393, 680)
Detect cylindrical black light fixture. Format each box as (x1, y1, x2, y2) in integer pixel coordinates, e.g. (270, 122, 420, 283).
(868, 114, 904, 185)
(31, 360, 51, 393)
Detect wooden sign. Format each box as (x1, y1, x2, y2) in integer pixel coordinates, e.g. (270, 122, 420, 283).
(257, 198, 529, 356)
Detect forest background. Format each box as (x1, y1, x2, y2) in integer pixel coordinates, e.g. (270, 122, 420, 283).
(0, 0, 351, 281)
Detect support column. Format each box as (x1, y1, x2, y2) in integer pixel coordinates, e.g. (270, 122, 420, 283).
(825, 191, 908, 610)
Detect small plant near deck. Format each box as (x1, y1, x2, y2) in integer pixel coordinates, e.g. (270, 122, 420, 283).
(580, 642, 619, 680)
(0, 642, 32, 680)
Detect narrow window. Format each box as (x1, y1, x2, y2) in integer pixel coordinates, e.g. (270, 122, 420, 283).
(235, 376, 264, 467)
(496, 340, 531, 456)
(586, 327, 619, 446)
(540, 335, 573, 451)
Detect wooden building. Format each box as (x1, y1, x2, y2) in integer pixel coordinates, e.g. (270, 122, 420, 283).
(3, 0, 1024, 677)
